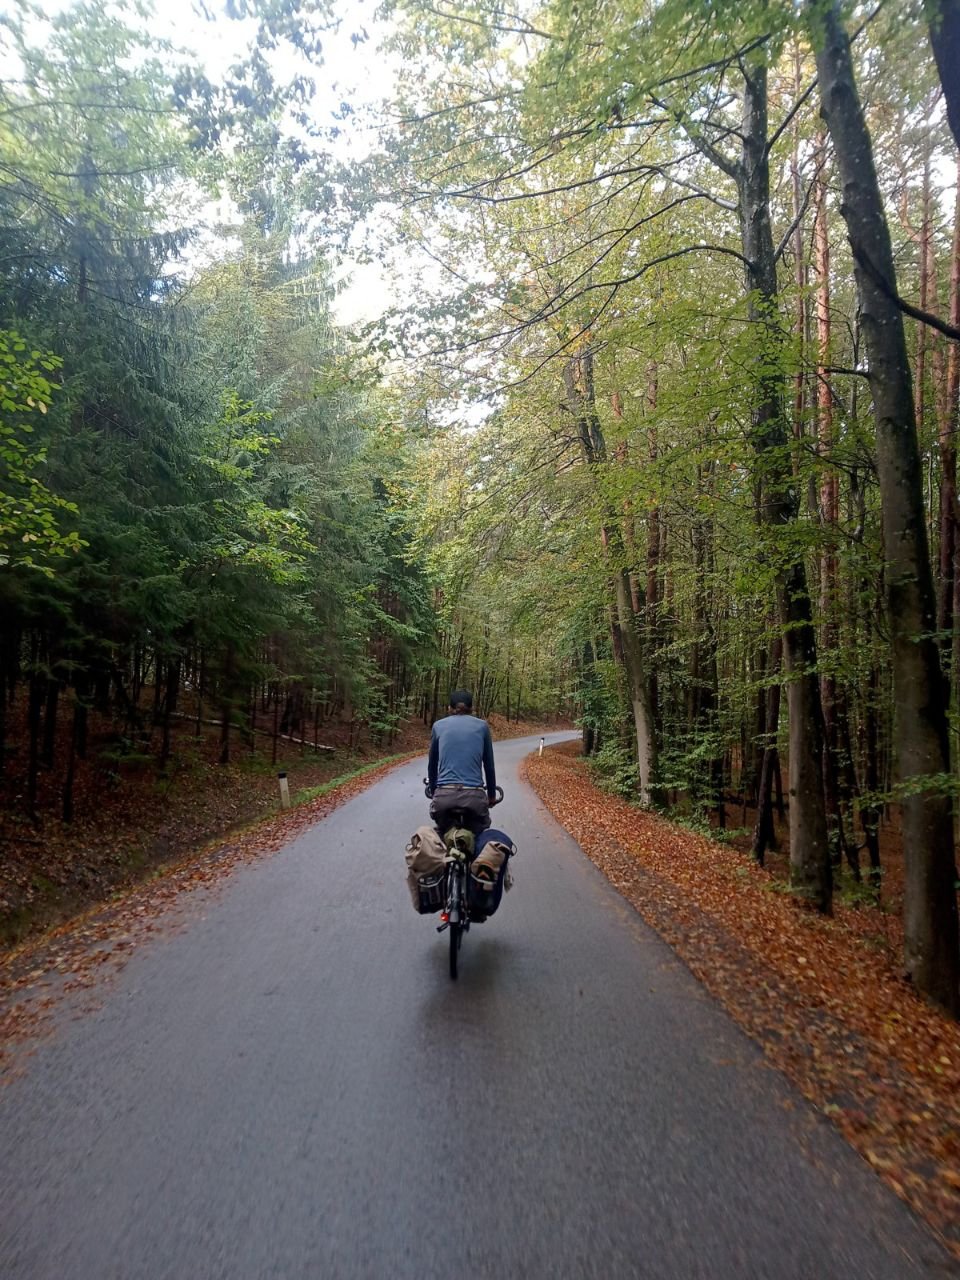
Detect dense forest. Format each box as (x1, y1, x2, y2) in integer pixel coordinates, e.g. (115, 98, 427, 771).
(0, 3, 566, 827)
(2, 0, 960, 1011)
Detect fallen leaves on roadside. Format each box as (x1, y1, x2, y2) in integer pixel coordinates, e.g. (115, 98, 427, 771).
(524, 744, 960, 1258)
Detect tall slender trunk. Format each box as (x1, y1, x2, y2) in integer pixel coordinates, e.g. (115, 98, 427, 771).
(62, 682, 87, 824)
(814, 150, 852, 873)
(940, 170, 960, 715)
(645, 363, 661, 735)
(160, 658, 180, 769)
(937, 176, 960, 650)
(752, 635, 783, 863)
(41, 676, 59, 770)
(196, 650, 205, 738)
(926, 0, 960, 151)
(913, 139, 933, 439)
(791, 40, 809, 470)
(220, 645, 234, 767)
(811, 0, 960, 1012)
(738, 57, 831, 910)
(0, 639, 6, 779)
(615, 567, 657, 801)
(27, 661, 43, 821)
(861, 661, 883, 887)
(566, 352, 658, 800)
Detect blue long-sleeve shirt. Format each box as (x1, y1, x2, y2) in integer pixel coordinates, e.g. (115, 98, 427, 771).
(428, 714, 496, 795)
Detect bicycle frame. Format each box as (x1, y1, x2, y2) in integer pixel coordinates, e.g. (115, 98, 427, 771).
(423, 782, 504, 980)
(436, 821, 470, 979)
(439, 850, 468, 927)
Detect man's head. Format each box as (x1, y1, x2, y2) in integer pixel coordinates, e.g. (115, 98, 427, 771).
(449, 689, 473, 714)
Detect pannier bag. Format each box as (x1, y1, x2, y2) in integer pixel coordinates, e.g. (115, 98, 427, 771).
(468, 828, 516, 922)
(405, 826, 448, 914)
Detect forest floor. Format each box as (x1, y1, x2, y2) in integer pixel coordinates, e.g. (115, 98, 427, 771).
(0, 707, 561, 949)
(524, 741, 960, 1259)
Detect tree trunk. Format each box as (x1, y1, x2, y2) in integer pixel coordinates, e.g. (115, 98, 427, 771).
(812, 0, 960, 1012)
(738, 56, 831, 910)
(791, 40, 810, 466)
(861, 662, 883, 889)
(926, 0, 960, 151)
(814, 149, 851, 873)
(565, 351, 658, 800)
(196, 650, 205, 738)
(62, 684, 87, 824)
(937, 172, 960, 663)
(160, 658, 180, 769)
(751, 636, 783, 863)
(645, 364, 661, 736)
(913, 138, 933, 440)
(219, 646, 234, 767)
(41, 677, 59, 770)
(0, 643, 6, 779)
(27, 666, 43, 821)
(615, 568, 657, 803)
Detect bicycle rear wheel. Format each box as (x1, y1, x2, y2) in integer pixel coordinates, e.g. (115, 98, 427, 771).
(449, 921, 461, 979)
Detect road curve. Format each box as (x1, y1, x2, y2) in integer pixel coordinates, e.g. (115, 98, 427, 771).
(0, 732, 953, 1279)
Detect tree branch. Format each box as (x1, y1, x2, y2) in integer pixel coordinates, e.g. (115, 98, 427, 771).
(852, 244, 960, 342)
(766, 78, 819, 155)
(765, 4, 884, 157)
(649, 94, 741, 181)
(824, 365, 869, 379)
(419, 4, 559, 42)
(773, 158, 822, 263)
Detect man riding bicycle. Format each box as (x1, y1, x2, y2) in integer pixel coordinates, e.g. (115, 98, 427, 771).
(426, 689, 497, 834)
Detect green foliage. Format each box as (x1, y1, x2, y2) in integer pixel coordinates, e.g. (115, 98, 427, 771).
(587, 740, 641, 800)
(291, 752, 413, 806)
(0, 333, 83, 571)
(0, 0, 444, 830)
(353, 0, 956, 861)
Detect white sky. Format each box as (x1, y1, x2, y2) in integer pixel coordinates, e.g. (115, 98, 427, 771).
(154, 0, 397, 324)
(4, 0, 397, 324)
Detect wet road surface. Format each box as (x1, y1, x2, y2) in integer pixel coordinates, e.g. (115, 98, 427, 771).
(1, 732, 954, 1279)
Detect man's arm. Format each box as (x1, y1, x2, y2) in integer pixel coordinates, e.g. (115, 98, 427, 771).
(427, 726, 439, 793)
(482, 723, 496, 798)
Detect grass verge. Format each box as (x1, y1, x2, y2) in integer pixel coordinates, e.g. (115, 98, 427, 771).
(291, 753, 412, 807)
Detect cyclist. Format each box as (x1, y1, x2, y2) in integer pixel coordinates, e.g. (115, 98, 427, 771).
(426, 689, 497, 834)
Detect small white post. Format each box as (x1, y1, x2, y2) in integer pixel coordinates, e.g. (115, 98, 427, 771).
(538, 737, 545, 757)
(278, 770, 291, 809)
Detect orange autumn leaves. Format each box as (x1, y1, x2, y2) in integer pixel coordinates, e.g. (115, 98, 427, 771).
(525, 744, 960, 1257)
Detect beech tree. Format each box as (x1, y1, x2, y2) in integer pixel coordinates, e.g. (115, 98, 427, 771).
(353, 0, 960, 1004)
(808, 0, 959, 1012)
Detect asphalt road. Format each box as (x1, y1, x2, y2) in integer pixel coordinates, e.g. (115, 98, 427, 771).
(1, 732, 954, 1279)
